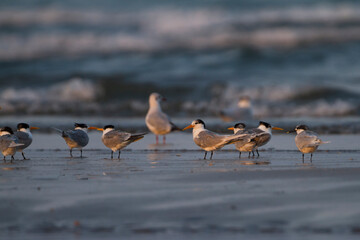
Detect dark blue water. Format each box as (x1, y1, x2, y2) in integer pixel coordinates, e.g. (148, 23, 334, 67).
(0, 0, 360, 117)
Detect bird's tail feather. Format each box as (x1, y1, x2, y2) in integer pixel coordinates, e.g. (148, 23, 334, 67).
(226, 134, 252, 145)
(9, 142, 24, 148)
(52, 127, 63, 134)
(52, 127, 67, 137)
(129, 132, 147, 142)
(170, 122, 182, 132)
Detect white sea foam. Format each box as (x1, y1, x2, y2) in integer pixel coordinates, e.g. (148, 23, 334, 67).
(0, 78, 101, 102)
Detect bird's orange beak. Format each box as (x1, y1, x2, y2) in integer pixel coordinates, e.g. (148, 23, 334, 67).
(272, 127, 283, 131)
(88, 127, 103, 131)
(228, 127, 234, 130)
(183, 124, 194, 131)
(30, 127, 40, 130)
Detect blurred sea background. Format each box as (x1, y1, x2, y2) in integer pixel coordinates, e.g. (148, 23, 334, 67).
(1, 0, 360, 132)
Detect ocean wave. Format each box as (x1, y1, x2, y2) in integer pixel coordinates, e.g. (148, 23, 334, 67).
(1, 6, 360, 60)
(210, 84, 360, 118)
(0, 79, 359, 118)
(1, 6, 360, 28)
(0, 78, 101, 102)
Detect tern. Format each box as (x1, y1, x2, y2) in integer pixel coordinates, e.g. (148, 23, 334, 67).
(145, 92, 180, 144)
(288, 124, 329, 162)
(228, 123, 257, 158)
(183, 119, 252, 160)
(14, 123, 39, 160)
(53, 123, 89, 158)
(0, 126, 23, 161)
(90, 125, 147, 159)
(248, 121, 283, 157)
(220, 96, 253, 122)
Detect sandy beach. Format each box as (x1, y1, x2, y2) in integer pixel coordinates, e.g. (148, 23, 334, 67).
(1, 133, 360, 240)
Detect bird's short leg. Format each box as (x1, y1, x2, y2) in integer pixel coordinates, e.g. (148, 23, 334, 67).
(111, 151, 114, 159)
(302, 154, 305, 163)
(70, 149, 73, 158)
(248, 152, 251, 158)
(11, 155, 15, 162)
(163, 135, 166, 144)
(156, 135, 159, 145)
(118, 150, 121, 159)
(21, 152, 28, 160)
(210, 151, 214, 160)
(252, 151, 255, 157)
(256, 149, 260, 157)
(239, 152, 241, 159)
(3, 156, 5, 162)
(203, 151, 207, 160)
(310, 153, 313, 163)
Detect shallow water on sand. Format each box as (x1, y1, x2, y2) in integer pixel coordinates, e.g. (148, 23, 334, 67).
(1, 133, 360, 239)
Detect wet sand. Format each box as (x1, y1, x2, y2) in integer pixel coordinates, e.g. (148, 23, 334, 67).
(1, 133, 360, 240)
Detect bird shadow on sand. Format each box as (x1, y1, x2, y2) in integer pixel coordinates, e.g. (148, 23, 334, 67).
(239, 160, 271, 165)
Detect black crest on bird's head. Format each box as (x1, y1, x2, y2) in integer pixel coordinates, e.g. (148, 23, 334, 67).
(75, 123, 88, 129)
(0, 126, 14, 134)
(193, 119, 205, 127)
(234, 123, 246, 129)
(259, 121, 271, 128)
(17, 123, 29, 130)
(295, 124, 309, 131)
(104, 125, 115, 130)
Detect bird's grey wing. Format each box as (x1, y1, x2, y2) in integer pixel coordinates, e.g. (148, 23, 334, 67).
(195, 130, 226, 149)
(0, 135, 22, 151)
(66, 130, 89, 147)
(104, 131, 131, 143)
(234, 130, 256, 146)
(146, 111, 171, 128)
(14, 131, 32, 148)
(0, 136, 11, 151)
(295, 132, 319, 149)
(253, 131, 271, 147)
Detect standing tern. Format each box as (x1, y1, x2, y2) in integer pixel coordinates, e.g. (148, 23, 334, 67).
(145, 92, 180, 144)
(0, 127, 23, 161)
(53, 123, 89, 158)
(249, 121, 283, 157)
(288, 124, 329, 162)
(90, 125, 146, 159)
(183, 119, 252, 160)
(220, 96, 253, 122)
(228, 123, 257, 158)
(14, 123, 39, 160)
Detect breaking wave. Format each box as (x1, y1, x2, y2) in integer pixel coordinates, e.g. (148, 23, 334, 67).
(0, 79, 359, 118)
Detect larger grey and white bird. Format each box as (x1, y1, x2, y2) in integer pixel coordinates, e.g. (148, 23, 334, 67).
(183, 119, 252, 160)
(14, 123, 39, 160)
(53, 123, 89, 158)
(90, 125, 146, 159)
(0, 126, 23, 161)
(228, 123, 257, 158)
(220, 96, 253, 122)
(289, 124, 329, 162)
(249, 121, 283, 157)
(145, 92, 180, 144)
